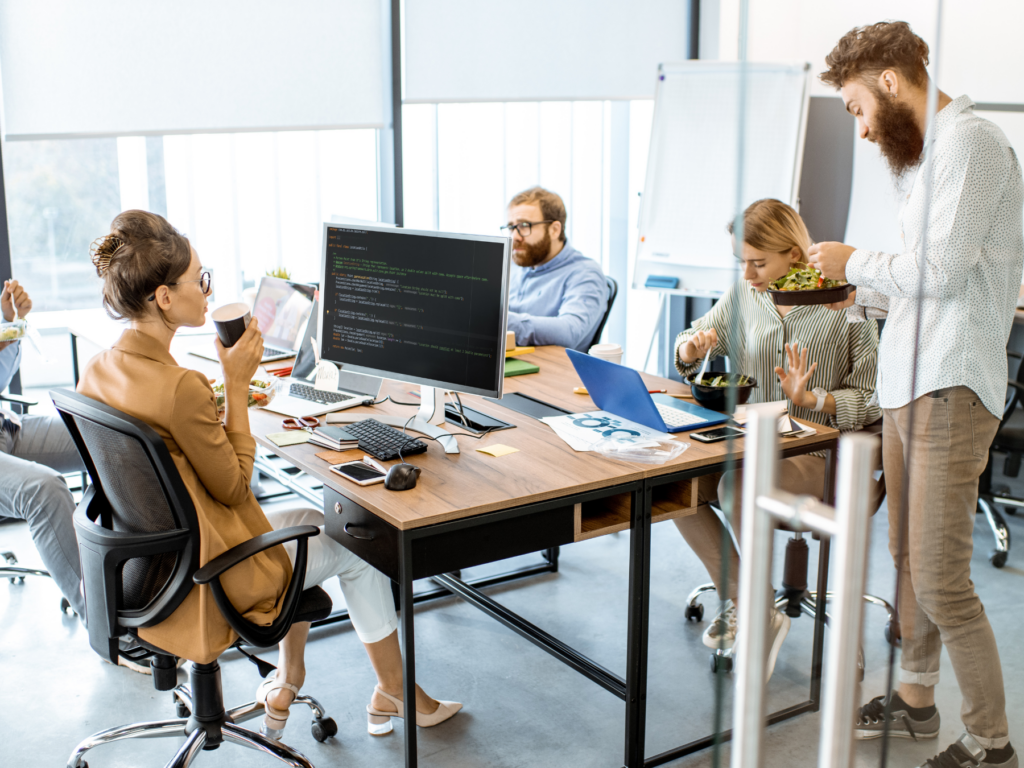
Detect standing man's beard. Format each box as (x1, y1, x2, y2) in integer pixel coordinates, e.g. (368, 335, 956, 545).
(512, 230, 552, 267)
(871, 87, 925, 180)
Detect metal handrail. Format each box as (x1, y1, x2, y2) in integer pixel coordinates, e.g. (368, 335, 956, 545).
(731, 404, 876, 768)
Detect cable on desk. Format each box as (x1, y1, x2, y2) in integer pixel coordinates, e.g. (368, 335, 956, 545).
(396, 413, 500, 463)
(368, 394, 422, 407)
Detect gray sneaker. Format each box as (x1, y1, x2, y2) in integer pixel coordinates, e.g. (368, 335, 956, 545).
(854, 692, 940, 741)
(703, 602, 738, 649)
(916, 733, 1018, 768)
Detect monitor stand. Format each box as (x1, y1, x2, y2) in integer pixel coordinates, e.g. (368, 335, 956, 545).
(414, 386, 459, 454)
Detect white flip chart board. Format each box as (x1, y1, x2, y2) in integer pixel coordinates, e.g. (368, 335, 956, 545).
(634, 61, 812, 298)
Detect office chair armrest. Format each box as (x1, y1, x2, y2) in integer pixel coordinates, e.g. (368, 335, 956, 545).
(1008, 351, 1022, 359)
(1008, 381, 1024, 393)
(0, 392, 38, 407)
(198, 525, 320, 648)
(193, 525, 320, 585)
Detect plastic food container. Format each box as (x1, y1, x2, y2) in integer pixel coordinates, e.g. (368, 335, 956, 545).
(0, 319, 28, 342)
(211, 371, 279, 411)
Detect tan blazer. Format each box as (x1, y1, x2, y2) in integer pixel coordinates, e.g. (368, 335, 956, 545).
(78, 330, 292, 664)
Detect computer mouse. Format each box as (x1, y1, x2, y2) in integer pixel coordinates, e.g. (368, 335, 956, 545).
(385, 463, 421, 491)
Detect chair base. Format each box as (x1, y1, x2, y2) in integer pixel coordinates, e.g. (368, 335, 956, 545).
(978, 497, 1011, 568)
(67, 660, 334, 768)
(1, 550, 51, 583)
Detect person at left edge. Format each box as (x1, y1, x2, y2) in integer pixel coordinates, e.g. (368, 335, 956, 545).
(0, 279, 87, 617)
(502, 186, 609, 352)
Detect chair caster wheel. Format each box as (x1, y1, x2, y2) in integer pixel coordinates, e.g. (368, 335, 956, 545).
(175, 700, 191, 718)
(684, 603, 704, 622)
(311, 716, 337, 742)
(61, 597, 73, 614)
(990, 550, 1008, 568)
(709, 653, 733, 674)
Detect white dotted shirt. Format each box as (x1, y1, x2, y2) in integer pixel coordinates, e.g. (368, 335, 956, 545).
(846, 95, 1024, 417)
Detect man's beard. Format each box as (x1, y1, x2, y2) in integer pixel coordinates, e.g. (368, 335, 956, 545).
(871, 87, 925, 180)
(512, 230, 552, 267)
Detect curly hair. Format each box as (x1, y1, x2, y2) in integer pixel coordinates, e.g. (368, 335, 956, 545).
(820, 20, 930, 91)
(91, 210, 192, 321)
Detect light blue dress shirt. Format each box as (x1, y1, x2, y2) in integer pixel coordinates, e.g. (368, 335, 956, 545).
(506, 241, 609, 352)
(0, 340, 21, 392)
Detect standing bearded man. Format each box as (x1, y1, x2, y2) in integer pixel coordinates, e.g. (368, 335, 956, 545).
(809, 21, 1022, 768)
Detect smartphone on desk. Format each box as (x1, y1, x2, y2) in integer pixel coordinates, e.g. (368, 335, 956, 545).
(330, 461, 386, 486)
(691, 425, 746, 443)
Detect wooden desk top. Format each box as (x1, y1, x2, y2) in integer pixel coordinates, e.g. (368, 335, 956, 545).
(243, 346, 838, 531)
(65, 316, 838, 531)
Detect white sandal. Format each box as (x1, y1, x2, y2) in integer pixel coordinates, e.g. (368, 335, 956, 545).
(366, 684, 462, 736)
(256, 671, 301, 740)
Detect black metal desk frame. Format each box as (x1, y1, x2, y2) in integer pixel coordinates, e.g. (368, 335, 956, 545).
(321, 440, 836, 768)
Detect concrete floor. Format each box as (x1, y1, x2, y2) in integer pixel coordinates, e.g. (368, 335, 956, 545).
(2, 471, 1022, 768)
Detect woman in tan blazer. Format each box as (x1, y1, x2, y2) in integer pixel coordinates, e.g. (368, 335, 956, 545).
(78, 210, 460, 739)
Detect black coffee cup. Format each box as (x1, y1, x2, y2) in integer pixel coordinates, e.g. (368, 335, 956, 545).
(212, 302, 252, 347)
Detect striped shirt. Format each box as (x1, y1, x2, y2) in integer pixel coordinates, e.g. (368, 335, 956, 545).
(674, 281, 881, 433)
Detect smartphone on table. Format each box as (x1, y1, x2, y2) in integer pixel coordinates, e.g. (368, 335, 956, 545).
(691, 425, 746, 443)
(330, 461, 386, 486)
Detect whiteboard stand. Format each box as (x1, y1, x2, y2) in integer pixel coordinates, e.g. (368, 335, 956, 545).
(643, 292, 671, 373)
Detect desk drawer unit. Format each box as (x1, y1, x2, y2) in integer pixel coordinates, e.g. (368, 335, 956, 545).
(324, 487, 577, 582)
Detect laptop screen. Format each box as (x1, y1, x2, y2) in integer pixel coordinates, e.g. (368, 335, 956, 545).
(252, 277, 316, 351)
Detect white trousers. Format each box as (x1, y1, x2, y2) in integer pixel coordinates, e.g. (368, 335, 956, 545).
(265, 506, 398, 645)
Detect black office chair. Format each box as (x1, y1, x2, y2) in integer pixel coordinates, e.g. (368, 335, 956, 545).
(51, 389, 337, 768)
(587, 276, 619, 349)
(685, 422, 898, 674)
(976, 350, 1023, 568)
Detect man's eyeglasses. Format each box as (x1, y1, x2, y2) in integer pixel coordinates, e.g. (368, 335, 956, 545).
(148, 270, 212, 301)
(500, 221, 554, 237)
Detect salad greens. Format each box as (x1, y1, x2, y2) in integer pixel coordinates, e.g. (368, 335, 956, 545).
(770, 264, 846, 292)
(696, 374, 754, 388)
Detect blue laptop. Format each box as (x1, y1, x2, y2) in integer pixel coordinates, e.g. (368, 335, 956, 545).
(566, 349, 728, 433)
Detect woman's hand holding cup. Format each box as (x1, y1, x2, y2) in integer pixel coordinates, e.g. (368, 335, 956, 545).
(216, 317, 264, 393)
(680, 328, 718, 364)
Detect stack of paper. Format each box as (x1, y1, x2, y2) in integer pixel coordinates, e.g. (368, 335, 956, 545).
(733, 401, 817, 438)
(540, 411, 675, 452)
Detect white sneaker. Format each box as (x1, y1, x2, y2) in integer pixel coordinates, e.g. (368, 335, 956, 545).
(702, 602, 738, 649)
(733, 608, 791, 683)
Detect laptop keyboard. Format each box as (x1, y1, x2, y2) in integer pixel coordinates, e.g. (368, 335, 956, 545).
(262, 345, 292, 360)
(656, 402, 709, 428)
(289, 382, 360, 406)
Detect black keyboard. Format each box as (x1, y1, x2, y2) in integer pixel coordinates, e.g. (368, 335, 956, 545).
(343, 419, 428, 461)
(289, 382, 359, 406)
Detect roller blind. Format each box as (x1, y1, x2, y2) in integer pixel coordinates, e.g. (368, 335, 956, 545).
(0, 0, 385, 140)
(403, 0, 689, 103)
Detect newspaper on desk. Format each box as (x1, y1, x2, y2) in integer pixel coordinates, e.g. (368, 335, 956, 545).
(540, 411, 675, 452)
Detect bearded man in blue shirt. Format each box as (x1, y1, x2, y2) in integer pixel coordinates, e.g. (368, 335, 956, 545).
(501, 187, 609, 352)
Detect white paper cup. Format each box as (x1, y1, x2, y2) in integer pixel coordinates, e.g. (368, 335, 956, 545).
(589, 343, 623, 366)
(212, 302, 251, 347)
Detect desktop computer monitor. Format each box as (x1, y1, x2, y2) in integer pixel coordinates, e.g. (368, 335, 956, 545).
(317, 223, 511, 400)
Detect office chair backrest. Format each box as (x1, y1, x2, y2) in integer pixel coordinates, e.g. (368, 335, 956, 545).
(587, 276, 619, 349)
(51, 390, 198, 657)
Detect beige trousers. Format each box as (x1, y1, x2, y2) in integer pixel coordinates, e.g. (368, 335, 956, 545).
(673, 454, 826, 602)
(884, 386, 1007, 747)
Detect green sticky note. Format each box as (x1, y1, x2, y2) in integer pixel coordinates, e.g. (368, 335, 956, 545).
(504, 357, 539, 377)
(266, 431, 310, 447)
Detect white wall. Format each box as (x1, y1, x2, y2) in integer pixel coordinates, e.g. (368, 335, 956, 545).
(715, 0, 1024, 265)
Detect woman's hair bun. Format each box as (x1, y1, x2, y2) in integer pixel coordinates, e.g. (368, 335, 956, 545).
(90, 235, 128, 277)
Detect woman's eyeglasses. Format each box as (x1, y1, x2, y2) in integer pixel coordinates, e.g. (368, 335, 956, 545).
(148, 270, 212, 301)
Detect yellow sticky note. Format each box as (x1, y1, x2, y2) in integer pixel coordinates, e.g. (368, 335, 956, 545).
(477, 444, 519, 457)
(266, 431, 310, 447)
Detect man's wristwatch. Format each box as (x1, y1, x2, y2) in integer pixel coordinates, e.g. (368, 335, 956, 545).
(811, 387, 828, 413)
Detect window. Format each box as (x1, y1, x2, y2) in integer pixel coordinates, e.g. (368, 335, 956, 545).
(403, 99, 660, 368)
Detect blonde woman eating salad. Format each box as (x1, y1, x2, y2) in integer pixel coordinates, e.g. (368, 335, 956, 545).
(673, 198, 881, 679)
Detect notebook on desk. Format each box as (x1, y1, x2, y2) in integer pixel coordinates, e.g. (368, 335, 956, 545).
(566, 349, 727, 433)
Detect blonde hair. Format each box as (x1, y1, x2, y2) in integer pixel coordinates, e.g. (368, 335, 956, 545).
(727, 198, 812, 260)
(508, 186, 567, 243)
